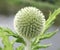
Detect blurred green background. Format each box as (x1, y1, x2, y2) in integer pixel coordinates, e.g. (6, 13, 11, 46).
(0, 0, 60, 25)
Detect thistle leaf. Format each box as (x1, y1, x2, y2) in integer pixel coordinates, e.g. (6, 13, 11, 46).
(44, 8, 60, 33)
(39, 29, 58, 40)
(16, 44, 24, 50)
(0, 32, 13, 50)
(32, 44, 51, 50)
(16, 37, 26, 45)
(0, 27, 26, 45)
(46, 8, 60, 26)
(0, 27, 14, 35)
(2, 35, 13, 50)
(8, 34, 26, 45)
(33, 29, 58, 45)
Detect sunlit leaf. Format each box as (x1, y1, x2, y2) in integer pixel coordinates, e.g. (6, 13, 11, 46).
(16, 44, 24, 50)
(0, 33, 13, 50)
(33, 29, 58, 45)
(39, 29, 58, 40)
(44, 8, 60, 33)
(32, 44, 51, 50)
(0, 27, 26, 45)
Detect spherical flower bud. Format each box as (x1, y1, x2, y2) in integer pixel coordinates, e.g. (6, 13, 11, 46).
(14, 7, 45, 39)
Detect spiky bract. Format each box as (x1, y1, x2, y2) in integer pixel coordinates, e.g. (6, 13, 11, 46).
(14, 7, 45, 39)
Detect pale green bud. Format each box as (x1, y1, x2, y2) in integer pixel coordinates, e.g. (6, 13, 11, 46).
(14, 7, 45, 39)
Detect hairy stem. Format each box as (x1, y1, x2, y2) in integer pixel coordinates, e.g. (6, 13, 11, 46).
(25, 39, 32, 50)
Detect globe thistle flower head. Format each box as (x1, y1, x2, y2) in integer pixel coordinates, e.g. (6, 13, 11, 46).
(14, 7, 45, 39)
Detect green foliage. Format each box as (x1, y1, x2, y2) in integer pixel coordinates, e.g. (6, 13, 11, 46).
(32, 44, 51, 50)
(44, 8, 60, 33)
(32, 8, 60, 46)
(0, 47, 2, 50)
(16, 44, 24, 50)
(0, 27, 25, 50)
(16, 37, 26, 45)
(0, 8, 60, 50)
(0, 27, 13, 50)
(33, 29, 58, 45)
